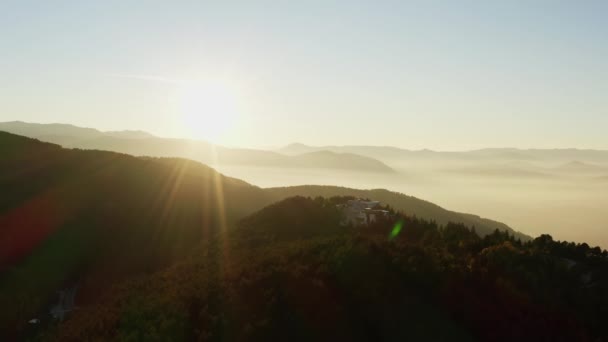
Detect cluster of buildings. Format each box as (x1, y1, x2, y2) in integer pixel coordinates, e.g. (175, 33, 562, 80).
(339, 199, 390, 226)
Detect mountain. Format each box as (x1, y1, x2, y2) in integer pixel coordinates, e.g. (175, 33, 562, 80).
(265, 186, 528, 241)
(0, 132, 530, 337)
(0, 121, 101, 139)
(67, 136, 394, 172)
(41, 197, 608, 341)
(0, 122, 393, 173)
(0, 121, 103, 145)
(279, 143, 608, 165)
(104, 130, 157, 139)
(0, 131, 271, 335)
(290, 151, 394, 172)
(279, 143, 424, 161)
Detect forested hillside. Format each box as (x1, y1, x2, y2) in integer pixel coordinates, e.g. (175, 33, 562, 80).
(0, 132, 532, 338)
(0, 132, 269, 336)
(266, 186, 528, 240)
(39, 197, 608, 341)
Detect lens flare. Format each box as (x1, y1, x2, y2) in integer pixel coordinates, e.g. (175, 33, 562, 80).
(389, 220, 403, 240)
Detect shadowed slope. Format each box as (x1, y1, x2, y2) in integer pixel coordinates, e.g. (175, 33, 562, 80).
(48, 197, 608, 341)
(0, 131, 269, 335)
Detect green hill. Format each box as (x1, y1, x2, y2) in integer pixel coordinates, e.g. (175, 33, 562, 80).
(0, 131, 270, 336)
(0, 132, 526, 338)
(43, 197, 608, 341)
(265, 186, 529, 241)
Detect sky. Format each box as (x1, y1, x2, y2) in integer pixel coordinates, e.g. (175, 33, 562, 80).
(1, 0, 607, 150)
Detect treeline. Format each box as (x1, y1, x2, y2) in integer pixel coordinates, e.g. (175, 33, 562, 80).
(36, 196, 608, 341)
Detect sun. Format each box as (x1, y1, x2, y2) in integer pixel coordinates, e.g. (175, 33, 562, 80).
(176, 80, 240, 142)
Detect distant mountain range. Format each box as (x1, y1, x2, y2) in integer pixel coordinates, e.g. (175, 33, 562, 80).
(280, 143, 608, 165)
(4, 122, 608, 176)
(0, 122, 394, 173)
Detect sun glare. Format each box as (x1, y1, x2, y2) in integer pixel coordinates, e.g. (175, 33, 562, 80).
(176, 80, 240, 142)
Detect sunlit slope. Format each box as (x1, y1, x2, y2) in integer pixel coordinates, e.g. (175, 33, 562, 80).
(265, 186, 529, 241)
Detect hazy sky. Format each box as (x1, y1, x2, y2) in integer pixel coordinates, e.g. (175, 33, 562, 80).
(1, 1, 607, 149)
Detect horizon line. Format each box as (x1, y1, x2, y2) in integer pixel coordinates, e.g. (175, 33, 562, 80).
(2, 120, 608, 153)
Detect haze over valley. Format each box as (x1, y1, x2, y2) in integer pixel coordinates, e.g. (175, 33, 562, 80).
(3, 121, 608, 247)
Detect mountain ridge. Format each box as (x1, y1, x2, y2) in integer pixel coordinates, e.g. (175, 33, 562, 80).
(0, 122, 394, 173)
(279, 143, 608, 164)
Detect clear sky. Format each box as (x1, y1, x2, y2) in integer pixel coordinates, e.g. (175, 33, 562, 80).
(1, 1, 607, 150)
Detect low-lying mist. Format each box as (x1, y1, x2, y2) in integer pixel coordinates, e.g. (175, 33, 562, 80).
(217, 161, 608, 248)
